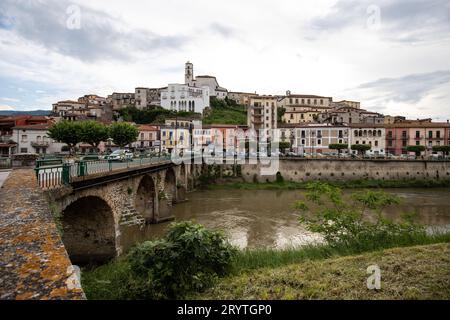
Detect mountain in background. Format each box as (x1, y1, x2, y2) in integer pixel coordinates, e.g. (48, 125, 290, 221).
(0, 110, 52, 116)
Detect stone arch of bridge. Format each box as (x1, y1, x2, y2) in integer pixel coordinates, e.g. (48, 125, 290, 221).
(135, 175, 156, 223)
(61, 196, 116, 265)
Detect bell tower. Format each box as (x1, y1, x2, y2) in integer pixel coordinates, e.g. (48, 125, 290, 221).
(185, 61, 194, 86)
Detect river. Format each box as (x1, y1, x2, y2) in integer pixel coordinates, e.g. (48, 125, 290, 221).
(140, 188, 450, 249)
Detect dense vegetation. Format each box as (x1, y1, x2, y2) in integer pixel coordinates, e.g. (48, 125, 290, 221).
(202, 97, 247, 125)
(82, 222, 236, 300)
(81, 183, 450, 300)
(117, 106, 200, 124)
(116, 98, 247, 126)
(48, 120, 138, 152)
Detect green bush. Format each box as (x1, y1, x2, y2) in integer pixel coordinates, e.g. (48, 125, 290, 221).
(296, 182, 426, 251)
(127, 221, 236, 299)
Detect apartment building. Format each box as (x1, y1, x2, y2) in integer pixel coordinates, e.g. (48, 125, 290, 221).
(160, 126, 190, 154)
(247, 95, 278, 138)
(349, 124, 386, 155)
(333, 100, 361, 109)
(160, 83, 210, 114)
(108, 92, 135, 111)
(385, 121, 450, 156)
(278, 123, 349, 155)
(12, 123, 65, 155)
(318, 106, 384, 125)
(279, 93, 333, 124)
(135, 87, 165, 109)
(227, 92, 258, 106)
(0, 116, 50, 156)
(131, 125, 160, 152)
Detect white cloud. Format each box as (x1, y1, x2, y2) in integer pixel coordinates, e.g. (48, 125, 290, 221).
(0, 0, 449, 120)
(0, 105, 14, 110)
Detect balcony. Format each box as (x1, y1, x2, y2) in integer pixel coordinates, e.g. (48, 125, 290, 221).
(0, 135, 13, 143)
(31, 141, 50, 147)
(414, 136, 424, 140)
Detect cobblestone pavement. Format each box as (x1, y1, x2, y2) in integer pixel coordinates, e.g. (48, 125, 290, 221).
(0, 169, 85, 300)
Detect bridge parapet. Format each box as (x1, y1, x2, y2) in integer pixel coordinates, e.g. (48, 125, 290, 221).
(0, 169, 85, 300)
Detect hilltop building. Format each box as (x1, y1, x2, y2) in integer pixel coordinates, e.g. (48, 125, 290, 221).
(184, 62, 228, 99)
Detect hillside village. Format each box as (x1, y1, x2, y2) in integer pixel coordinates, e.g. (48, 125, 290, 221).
(1, 62, 450, 159)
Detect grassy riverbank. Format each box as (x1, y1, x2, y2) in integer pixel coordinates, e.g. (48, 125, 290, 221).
(207, 179, 450, 190)
(192, 243, 450, 300)
(81, 232, 450, 300)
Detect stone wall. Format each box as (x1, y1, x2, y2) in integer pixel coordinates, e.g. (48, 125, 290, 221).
(0, 169, 85, 300)
(241, 159, 450, 183)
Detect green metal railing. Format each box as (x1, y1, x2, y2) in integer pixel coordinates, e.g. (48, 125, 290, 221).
(35, 156, 172, 189)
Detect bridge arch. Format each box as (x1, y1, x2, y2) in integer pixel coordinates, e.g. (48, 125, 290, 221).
(164, 167, 177, 204)
(61, 196, 116, 265)
(135, 175, 156, 223)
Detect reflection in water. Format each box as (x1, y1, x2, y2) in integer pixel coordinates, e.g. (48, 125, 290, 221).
(141, 188, 450, 250)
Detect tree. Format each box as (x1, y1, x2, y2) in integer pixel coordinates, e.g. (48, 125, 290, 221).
(329, 143, 348, 156)
(406, 145, 425, 158)
(279, 141, 291, 153)
(79, 121, 109, 152)
(351, 144, 371, 156)
(48, 120, 82, 154)
(432, 145, 450, 156)
(109, 122, 139, 148)
(295, 182, 424, 250)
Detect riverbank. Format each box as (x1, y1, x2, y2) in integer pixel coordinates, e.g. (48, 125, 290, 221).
(206, 178, 450, 190)
(192, 243, 450, 300)
(81, 232, 450, 300)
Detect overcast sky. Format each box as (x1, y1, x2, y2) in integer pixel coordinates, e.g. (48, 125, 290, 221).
(1, 0, 449, 120)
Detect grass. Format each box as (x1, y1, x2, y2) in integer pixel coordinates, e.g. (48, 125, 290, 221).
(207, 179, 450, 190)
(192, 243, 450, 300)
(231, 232, 450, 273)
(81, 232, 450, 300)
(202, 106, 247, 125)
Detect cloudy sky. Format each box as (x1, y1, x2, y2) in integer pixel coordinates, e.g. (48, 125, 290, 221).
(0, 0, 449, 120)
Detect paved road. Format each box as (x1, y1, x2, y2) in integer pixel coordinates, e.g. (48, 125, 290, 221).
(0, 171, 10, 188)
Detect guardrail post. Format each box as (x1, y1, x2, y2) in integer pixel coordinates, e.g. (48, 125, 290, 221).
(108, 159, 112, 172)
(78, 160, 87, 177)
(62, 163, 71, 185)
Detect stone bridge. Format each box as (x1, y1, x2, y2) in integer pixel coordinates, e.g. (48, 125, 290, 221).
(46, 161, 201, 265)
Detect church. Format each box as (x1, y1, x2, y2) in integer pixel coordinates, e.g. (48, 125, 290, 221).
(184, 62, 228, 100)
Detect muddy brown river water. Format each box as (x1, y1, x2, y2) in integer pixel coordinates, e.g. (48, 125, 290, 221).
(138, 188, 450, 249)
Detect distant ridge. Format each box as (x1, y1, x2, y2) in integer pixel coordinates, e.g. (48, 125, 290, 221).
(0, 110, 52, 116)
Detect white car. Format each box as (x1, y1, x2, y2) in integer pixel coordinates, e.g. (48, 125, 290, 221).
(107, 150, 133, 162)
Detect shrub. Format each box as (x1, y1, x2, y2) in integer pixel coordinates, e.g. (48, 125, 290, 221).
(127, 221, 236, 299)
(295, 182, 426, 251)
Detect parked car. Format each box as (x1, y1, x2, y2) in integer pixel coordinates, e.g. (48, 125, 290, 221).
(107, 150, 134, 162)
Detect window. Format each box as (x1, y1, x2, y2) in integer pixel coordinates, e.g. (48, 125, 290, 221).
(416, 131, 420, 138)
(436, 131, 441, 138)
(375, 141, 378, 147)
(416, 141, 420, 146)
(20, 148, 28, 153)
(317, 139, 322, 145)
(429, 131, 433, 138)
(21, 135, 27, 142)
